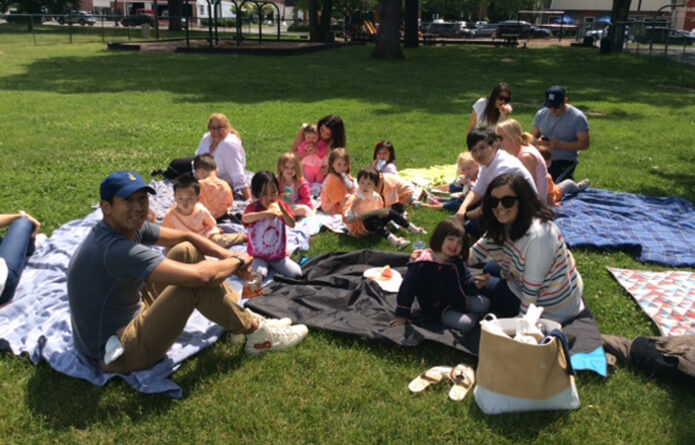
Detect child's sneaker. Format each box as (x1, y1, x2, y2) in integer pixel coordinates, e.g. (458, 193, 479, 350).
(245, 323, 309, 355)
(387, 234, 410, 249)
(408, 224, 427, 235)
(577, 179, 591, 191)
(246, 308, 293, 328)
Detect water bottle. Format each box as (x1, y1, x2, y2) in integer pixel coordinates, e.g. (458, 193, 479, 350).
(376, 159, 387, 171)
(341, 173, 353, 189)
(413, 240, 426, 251)
(284, 186, 292, 203)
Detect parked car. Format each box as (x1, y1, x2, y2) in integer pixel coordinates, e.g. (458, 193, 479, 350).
(633, 26, 694, 45)
(457, 21, 476, 37)
(474, 23, 498, 38)
(4, 11, 50, 24)
(426, 22, 464, 38)
(121, 13, 154, 27)
(496, 20, 550, 38)
(57, 11, 97, 26)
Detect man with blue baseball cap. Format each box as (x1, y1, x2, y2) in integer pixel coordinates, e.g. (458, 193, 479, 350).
(68, 171, 308, 374)
(531, 86, 590, 181)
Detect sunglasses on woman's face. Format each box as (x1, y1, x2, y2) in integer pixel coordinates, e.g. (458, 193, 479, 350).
(497, 95, 511, 103)
(209, 126, 224, 131)
(487, 195, 518, 209)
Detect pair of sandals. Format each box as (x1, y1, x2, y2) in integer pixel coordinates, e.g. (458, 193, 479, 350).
(408, 364, 475, 402)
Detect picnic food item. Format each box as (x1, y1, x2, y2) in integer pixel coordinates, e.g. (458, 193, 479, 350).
(374, 265, 393, 281)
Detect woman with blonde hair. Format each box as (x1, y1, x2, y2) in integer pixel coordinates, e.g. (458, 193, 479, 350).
(195, 113, 251, 200)
(496, 119, 548, 201)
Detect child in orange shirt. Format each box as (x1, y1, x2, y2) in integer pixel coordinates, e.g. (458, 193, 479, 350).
(193, 154, 235, 221)
(343, 167, 426, 249)
(538, 146, 590, 206)
(320, 148, 355, 215)
(162, 174, 246, 248)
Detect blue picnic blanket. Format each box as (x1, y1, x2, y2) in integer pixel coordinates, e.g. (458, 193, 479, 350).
(0, 189, 333, 398)
(555, 189, 695, 267)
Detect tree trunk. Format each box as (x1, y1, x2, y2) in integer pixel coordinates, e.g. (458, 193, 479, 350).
(319, 0, 333, 42)
(404, 0, 418, 48)
(309, 0, 321, 41)
(609, 0, 632, 53)
(168, 0, 183, 32)
(371, 0, 404, 59)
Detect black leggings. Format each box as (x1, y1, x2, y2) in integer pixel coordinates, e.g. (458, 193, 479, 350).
(363, 210, 409, 238)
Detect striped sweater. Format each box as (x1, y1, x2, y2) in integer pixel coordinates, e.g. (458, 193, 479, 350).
(470, 219, 585, 323)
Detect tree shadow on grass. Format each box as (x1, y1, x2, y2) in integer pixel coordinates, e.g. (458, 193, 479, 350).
(0, 46, 692, 112)
(24, 340, 246, 431)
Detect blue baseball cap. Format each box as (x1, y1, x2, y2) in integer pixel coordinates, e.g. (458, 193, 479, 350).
(100, 171, 155, 201)
(544, 85, 566, 108)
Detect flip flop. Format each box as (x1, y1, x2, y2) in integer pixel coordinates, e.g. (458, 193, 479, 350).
(408, 366, 453, 393)
(448, 364, 475, 402)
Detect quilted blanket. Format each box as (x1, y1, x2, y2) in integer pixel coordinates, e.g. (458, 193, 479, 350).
(555, 189, 695, 267)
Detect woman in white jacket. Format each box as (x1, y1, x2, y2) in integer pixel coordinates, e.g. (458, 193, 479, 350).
(196, 113, 251, 200)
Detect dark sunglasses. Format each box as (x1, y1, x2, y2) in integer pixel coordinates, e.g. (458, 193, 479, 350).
(486, 195, 519, 209)
(497, 95, 511, 103)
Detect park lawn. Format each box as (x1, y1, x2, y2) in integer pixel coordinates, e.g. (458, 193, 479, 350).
(1, 35, 694, 444)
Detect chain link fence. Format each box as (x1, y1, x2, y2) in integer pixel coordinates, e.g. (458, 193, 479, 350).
(0, 13, 316, 46)
(621, 21, 695, 66)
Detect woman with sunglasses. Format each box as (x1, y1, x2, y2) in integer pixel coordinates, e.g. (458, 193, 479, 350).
(467, 82, 513, 134)
(469, 173, 585, 323)
(195, 113, 251, 200)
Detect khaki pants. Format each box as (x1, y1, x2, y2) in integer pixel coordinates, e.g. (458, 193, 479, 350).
(101, 242, 255, 374)
(210, 232, 247, 248)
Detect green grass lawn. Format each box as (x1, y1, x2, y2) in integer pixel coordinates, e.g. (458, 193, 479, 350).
(1, 33, 694, 444)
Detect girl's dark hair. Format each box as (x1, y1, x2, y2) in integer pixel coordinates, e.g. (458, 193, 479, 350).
(173, 173, 200, 195)
(429, 218, 469, 261)
(481, 173, 554, 244)
(373, 140, 396, 163)
(483, 82, 511, 128)
(317, 114, 346, 149)
(356, 167, 380, 187)
(250, 170, 280, 199)
(467, 127, 498, 150)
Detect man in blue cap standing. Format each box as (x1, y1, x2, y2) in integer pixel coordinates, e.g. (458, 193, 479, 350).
(532, 86, 590, 181)
(68, 171, 308, 374)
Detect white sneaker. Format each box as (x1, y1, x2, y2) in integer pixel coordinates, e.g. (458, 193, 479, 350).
(577, 179, 591, 191)
(246, 309, 292, 328)
(245, 323, 309, 355)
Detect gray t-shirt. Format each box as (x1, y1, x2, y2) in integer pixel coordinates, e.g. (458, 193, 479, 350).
(68, 220, 164, 360)
(533, 105, 589, 162)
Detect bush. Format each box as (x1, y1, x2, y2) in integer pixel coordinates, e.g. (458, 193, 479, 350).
(200, 18, 237, 27)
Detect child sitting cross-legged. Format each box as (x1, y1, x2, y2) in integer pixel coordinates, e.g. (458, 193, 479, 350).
(242, 171, 302, 280)
(193, 154, 235, 222)
(162, 174, 247, 248)
(343, 167, 426, 249)
(391, 218, 490, 333)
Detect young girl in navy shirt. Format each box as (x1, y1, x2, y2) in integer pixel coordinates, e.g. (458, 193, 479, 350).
(391, 218, 489, 333)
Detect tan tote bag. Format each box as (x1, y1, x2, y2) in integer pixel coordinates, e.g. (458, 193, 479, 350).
(474, 316, 580, 414)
